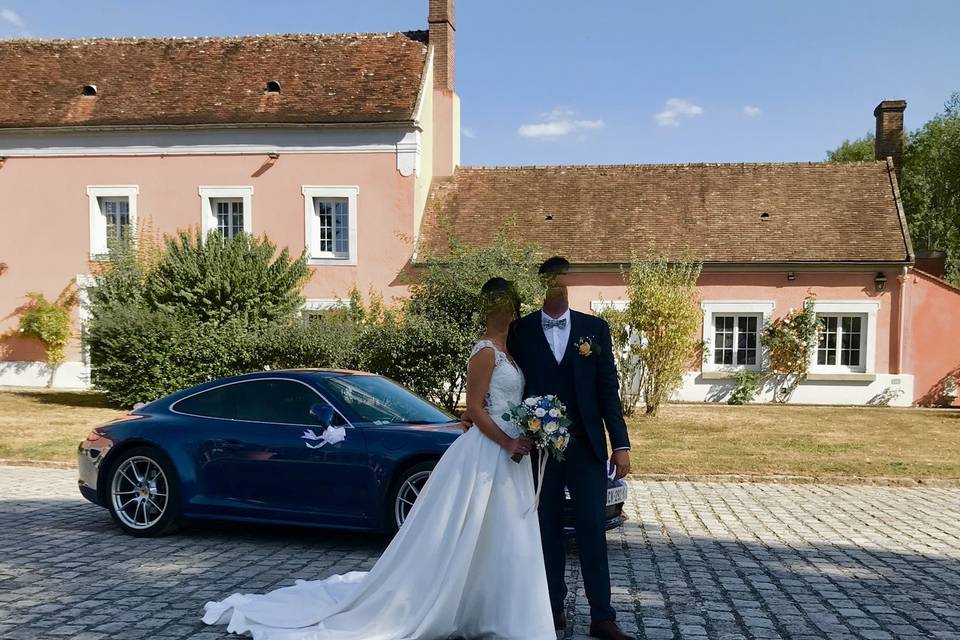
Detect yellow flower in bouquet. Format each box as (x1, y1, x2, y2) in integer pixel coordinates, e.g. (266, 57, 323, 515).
(528, 417, 541, 432)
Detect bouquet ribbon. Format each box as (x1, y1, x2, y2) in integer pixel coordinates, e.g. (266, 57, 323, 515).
(527, 448, 549, 516)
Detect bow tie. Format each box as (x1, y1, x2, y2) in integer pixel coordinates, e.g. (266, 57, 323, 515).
(542, 317, 567, 330)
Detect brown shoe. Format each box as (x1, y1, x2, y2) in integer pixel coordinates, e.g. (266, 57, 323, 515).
(552, 607, 567, 631)
(589, 619, 635, 640)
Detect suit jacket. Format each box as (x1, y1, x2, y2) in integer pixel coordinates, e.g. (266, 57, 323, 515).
(507, 309, 630, 460)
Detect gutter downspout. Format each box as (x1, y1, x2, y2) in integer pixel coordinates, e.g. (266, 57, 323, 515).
(896, 265, 909, 375)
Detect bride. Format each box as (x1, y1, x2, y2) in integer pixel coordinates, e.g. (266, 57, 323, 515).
(202, 277, 556, 639)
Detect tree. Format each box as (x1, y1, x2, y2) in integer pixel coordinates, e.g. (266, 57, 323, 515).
(626, 257, 703, 416)
(359, 236, 545, 411)
(826, 132, 875, 162)
(900, 92, 960, 282)
(828, 92, 960, 283)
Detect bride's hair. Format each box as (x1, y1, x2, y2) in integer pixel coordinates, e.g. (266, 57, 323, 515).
(480, 277, 521, 322)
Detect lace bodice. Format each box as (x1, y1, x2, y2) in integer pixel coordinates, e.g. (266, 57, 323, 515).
(470, 339, 525, 438)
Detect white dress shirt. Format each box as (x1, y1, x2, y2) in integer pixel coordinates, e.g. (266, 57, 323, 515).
(541, 308, 571, 363)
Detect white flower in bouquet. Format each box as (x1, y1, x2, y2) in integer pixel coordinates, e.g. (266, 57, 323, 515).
(534, 407, 546, 417)
(544, 421, 558, 433)
(548, 408, 560, 418)
(524, 397, 536, 406)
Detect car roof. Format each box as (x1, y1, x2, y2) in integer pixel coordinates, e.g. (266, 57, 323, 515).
(139, 368, 379, 412)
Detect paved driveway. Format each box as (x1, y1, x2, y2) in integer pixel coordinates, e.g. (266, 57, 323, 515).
(0, 466, 958, 640)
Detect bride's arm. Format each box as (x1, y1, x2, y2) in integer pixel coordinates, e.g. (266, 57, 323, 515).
(466, 348, 532, 457)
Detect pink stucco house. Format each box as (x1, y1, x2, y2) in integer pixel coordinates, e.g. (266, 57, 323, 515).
(1, 1, 958, 406)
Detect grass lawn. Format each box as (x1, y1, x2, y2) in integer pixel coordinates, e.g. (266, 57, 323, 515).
(2, 389, 958, 482)
(0, 389, 126, 463)
(628, 403, 960, 482)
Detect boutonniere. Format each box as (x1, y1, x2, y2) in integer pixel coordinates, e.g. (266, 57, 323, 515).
(575, 336, 598, 357)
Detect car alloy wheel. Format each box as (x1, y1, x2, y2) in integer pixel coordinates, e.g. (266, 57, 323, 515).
(394, 469, 431, 530)
(110, 455, 169, 530)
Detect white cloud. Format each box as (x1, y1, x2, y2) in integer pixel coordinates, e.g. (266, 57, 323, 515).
(0, 8, 29, 37)
(654, 98, 704, 128)
(743, 105, 762, 117)
(0, 8, 24, 28)
(461, 126, 477, 139)
(518, 106, 606, 139)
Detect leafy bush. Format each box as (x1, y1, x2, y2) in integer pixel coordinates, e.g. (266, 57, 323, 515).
(353, 315, 470, 410)
(728, 370, 765, 405)
(143, 229, 310, 325)
(88, 306, 261, 406)
(627, 257, 704, 415)
(760, 299, 819, 402)
(17, 288, 78, 386)
(258, 315, 358, 371)
(596, 304, 643, 417)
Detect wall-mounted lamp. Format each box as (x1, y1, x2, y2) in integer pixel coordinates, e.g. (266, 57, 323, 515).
(786, 271, 796, 281)
(267, 152, 279, 160)
(0, 262, 8, 276)
(874, 271, 887, 291)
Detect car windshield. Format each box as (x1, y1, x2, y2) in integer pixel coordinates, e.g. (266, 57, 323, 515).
(321, 375, 455, 425)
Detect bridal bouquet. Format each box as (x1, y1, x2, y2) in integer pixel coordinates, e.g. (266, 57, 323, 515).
(502, 395, 572, 463)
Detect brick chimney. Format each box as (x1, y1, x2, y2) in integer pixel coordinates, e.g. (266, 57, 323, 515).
(874, 99, 906, 172)
(429, 0, 455, 91)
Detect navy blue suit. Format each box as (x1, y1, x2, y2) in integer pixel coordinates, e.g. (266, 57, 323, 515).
(507, 309, 630, 621)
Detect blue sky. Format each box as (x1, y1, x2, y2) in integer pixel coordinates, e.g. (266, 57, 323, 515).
(2, 1, 958, 166)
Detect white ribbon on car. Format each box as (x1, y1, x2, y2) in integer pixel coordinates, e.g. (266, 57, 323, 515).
(527, 447, 550, 516)
(301, 426, 347, 449)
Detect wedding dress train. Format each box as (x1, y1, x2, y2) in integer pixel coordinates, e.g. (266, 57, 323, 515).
(201, 339, 555, 639)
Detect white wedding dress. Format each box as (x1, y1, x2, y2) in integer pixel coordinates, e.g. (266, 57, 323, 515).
(201, 339, 555, 639)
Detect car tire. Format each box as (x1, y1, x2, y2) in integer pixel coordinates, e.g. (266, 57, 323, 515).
(384, 460, 437, 537)
(105, 446, 182, 537)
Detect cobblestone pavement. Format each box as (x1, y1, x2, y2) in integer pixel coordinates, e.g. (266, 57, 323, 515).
(1, 466, 958, 640)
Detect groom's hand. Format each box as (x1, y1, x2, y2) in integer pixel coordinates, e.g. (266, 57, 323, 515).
(610, 450, 631, 480)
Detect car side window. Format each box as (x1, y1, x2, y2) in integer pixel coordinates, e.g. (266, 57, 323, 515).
(232, 379, 347, 426)
(173, 384, 242, 420)
(174, 379, 345, 426)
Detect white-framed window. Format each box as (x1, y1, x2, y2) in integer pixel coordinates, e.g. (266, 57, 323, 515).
(199, 186, 253, 239)
(809, 300, 878, 374)
(701, 301, 775, 372)
(87, 186, 138, 258)
(712, 314, 760, 366)
(300, 298, 349, 323)
(303, 186, 359, 266)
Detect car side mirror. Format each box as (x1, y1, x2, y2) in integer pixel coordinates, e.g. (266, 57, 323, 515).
(310, 403, 335, 429)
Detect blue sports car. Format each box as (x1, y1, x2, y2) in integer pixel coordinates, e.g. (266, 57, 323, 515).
(78, 369, 628, 537)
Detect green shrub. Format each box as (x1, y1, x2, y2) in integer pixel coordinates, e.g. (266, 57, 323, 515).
(728, 370, 766, 405)
(18, 290, 76, 371)
(760, 299, 819, 402)
(353, 315, 471, 411)
(87, 306, 263, 406)
(258, 315, 358, 371)
(143, 229, 310, 325)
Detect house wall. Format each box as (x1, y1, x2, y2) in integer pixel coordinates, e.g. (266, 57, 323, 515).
(0, 150, 416, 387)
(561, 269, 914, 406)
(902, 269, 960, 406)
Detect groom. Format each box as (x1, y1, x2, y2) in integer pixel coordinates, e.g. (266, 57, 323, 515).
(507, 256, 634, 640)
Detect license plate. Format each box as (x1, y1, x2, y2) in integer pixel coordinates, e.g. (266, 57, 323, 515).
(606, 483, 627, 506)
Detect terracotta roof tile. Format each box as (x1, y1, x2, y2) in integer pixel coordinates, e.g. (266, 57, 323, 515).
(419, 162, 912, 264)
(0, 32, 427, 128)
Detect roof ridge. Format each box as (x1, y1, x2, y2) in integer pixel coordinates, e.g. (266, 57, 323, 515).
(457, 161, 888, 171)
(0, 30, 428, 46)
